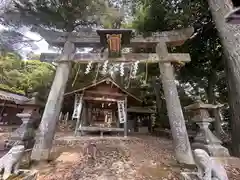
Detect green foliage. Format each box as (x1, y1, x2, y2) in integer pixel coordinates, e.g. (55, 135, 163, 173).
(130, 0, 228, 127)
(132, 0, 226, 103)
(0, 53, 55, 100)
(132, 0, 192, 33)
(0, 84, 25, 94)
(3, 0, 111, 31)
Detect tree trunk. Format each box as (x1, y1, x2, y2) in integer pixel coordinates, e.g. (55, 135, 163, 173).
(31, 40, 75, 161)
(206, 71, 223, 138)
(207, 0, 240, 156)
(207, 71, 217, 104)
(214, 107, 226, 139)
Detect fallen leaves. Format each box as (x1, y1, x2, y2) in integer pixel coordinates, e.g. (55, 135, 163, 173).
(35, 135, 240, 180)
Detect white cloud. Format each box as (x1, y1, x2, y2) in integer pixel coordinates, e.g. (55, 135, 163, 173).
(0, 24, 8, 30)
(24, 31, 55, 54)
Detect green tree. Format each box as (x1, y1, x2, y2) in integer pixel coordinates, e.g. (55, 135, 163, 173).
(132, 0, 227, 107)
(207, 0, 240, 157)
(0, 53, 55, 99)
(131, 0, 235, 151)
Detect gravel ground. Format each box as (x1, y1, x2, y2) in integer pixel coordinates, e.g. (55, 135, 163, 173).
(0, 132, 239, 180)
(33, 135, 239, 180)
(35, 135, 180, 180)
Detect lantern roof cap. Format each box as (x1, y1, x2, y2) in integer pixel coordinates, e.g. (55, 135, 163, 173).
(185, 102, 219, 111)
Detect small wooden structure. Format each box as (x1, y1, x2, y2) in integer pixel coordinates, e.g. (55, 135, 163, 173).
(0, 89, 29, 126)
(63, 78, 154, 136)
(0, 89, 42, 127)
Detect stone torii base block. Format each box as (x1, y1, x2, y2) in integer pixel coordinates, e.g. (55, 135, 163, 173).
(185, 102, 230, 157)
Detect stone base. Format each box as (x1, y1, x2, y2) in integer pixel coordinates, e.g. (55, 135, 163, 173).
(192, 142, 230, 157)
(20, 170, 38, 180)
(138, 127, 149, 134)
(2, 170, 38, 180)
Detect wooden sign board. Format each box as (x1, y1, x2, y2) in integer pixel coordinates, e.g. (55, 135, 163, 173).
(107, 34, 122, 57)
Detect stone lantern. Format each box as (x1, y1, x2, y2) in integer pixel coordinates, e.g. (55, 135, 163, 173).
(185, 102, 230, 157)
(5, 93, 42, 149)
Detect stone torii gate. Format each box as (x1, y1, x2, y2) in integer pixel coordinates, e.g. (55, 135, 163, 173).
(31, 27, 195, 165)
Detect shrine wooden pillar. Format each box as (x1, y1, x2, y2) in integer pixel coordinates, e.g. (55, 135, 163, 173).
(31, 40, 75, 161)
(156, 40, 194, 165)
(124, 96, 128, 137)
(88, 103, 93, 126)
(83, 101, 88, 126)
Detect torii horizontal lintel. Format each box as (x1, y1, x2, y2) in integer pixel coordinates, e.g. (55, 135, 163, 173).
(35, 27, 194, 48)
(40, 53, 191, 63)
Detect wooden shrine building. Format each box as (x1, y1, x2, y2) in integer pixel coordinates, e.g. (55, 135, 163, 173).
(0, 89, 42, 126)
(62, 78, 155, 136)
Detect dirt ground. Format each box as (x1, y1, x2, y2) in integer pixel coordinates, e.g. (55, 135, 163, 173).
(32, 134, 240, 180)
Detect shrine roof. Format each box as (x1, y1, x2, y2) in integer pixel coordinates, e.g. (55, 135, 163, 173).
(184, 102, 221, 110)
(64, 77, 142, 102)
(0, 88, 30, 104)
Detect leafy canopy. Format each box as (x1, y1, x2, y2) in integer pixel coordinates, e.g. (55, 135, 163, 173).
(0, 53, 55, 98)
(2, 0, 109, 31)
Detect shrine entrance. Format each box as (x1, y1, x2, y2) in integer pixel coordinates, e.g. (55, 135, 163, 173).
(87, 101, 117, 127)
(34, 27, 195, 164)
(78, 100, 123, 137)
(62, 77, 148, 137)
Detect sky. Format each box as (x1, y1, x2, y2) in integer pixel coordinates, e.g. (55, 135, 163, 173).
(0, 1, 51, 55)
(0, 24, 92, 59)
(0, 24, 56, 58)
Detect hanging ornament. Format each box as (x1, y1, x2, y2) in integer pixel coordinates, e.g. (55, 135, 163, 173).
(85, 61, 93, 74)
(120, 63, 125, 76)
(126, 65, 132, 89)
(72, 64, 81, 87)
(93, 63, 101, 84)
(130, 63, 134, 79)
(144, 62, 148, 85)
(102, 60, 108, 75)
(131, 60, 139, 79)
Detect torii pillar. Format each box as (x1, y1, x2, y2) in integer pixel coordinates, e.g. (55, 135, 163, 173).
(31, 40, 75, 161)
(156, 40, 194, 165)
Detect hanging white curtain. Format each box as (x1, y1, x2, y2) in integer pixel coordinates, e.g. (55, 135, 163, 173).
(117, 100, 126, 123)
(73, 94, 84, 135)
(72, 94, 83, 119)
